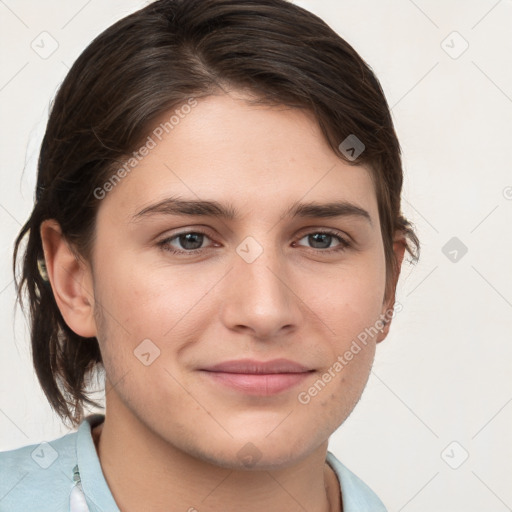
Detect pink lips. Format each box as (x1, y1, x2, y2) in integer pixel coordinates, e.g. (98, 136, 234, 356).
(200, 358, 314, 395)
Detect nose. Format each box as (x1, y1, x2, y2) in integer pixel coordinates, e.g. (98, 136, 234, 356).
(218, 239, 302, 340)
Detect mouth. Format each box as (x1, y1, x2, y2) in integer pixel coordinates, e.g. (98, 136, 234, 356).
(199, 358, 315, 396)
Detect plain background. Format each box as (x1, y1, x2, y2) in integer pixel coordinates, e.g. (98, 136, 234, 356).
(1, 1, 511, 511)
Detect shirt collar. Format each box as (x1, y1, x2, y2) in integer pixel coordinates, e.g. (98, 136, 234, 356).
(76, 414, 120, 512)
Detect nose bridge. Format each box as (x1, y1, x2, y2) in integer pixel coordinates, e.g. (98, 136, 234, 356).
(219, 233, 300, 337)
(236, 234, 288, 307)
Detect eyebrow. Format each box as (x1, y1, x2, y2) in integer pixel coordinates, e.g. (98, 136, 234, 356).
(131, 197, 373, 226)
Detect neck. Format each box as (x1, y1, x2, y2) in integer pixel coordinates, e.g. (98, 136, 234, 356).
(93, 405, 341, 512)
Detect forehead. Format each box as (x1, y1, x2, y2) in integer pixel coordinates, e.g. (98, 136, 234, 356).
(99, 92, 378, 224)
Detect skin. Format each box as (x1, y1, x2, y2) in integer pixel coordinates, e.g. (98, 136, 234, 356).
(41, 90, 405, 512)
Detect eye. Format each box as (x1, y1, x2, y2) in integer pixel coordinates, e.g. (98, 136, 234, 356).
(157, 230, 214, 255)
(294, 230, 351, 253)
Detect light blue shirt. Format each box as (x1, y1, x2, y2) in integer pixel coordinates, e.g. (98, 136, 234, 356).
(0, 414, 387, 511)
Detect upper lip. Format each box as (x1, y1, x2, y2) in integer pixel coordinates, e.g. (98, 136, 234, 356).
(201, 358, 312, 374)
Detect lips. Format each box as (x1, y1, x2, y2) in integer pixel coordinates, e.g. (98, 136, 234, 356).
(202, 358, 312, 374)
(200, 358, 314, 395)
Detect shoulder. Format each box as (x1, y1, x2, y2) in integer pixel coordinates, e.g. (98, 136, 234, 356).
(0, 430, 78, 511)
(326, 451, 388, 512)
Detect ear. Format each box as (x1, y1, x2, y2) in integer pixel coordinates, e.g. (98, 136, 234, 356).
(40, 219, 97, 338)
(375, 231, 407, 343)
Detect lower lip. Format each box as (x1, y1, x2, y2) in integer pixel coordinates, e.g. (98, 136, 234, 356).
(201, 371, 312, 395)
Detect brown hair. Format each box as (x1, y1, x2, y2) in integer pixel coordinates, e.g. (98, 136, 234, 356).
(12, 0, 419, 428)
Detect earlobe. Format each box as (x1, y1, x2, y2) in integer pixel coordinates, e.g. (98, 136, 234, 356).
(40, 219, 97, 338)
(375, 311, 393, 344)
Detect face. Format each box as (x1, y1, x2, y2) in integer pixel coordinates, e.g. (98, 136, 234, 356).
(85, 91, 396, 469)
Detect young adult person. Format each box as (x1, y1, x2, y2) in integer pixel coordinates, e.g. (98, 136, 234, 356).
(1, 1, 419, 510)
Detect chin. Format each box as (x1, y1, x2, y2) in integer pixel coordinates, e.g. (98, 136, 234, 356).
(186, 431, 322, 472)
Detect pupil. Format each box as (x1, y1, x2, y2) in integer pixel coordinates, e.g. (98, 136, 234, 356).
(309, 233, 331, 249)
(180, 233, 203, 250)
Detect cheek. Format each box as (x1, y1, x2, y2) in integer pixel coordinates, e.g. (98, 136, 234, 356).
(94, 254, 193, 334)
(292, 253, 385, 403)
(297, 251, 386, 339)
(91, 255, 218, 392)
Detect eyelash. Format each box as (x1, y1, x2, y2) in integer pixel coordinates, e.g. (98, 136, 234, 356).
(157, 229, 352, 256)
